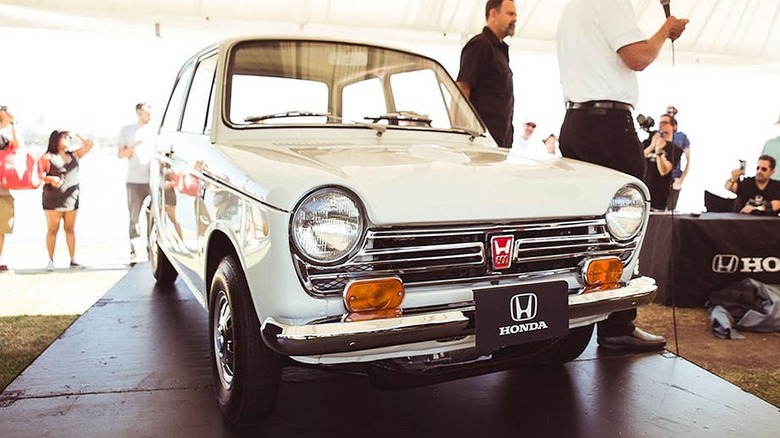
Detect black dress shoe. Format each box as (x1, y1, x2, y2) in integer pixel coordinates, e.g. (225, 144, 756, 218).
(598, 327, 666, 351)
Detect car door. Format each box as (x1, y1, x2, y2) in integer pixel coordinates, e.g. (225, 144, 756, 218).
(156, 51, 218, 296)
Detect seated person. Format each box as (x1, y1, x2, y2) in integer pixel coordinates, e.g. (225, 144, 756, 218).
(643, 113, 682, 211)
(725, 155, 780, 215)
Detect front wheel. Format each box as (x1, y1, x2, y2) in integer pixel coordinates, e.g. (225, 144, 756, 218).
(537, 324, 595, 366)
(147, 208, 177, 285)
(209, 255, 282, 425)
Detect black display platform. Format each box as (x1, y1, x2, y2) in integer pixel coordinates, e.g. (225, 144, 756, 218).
(2, 264, 779, 437)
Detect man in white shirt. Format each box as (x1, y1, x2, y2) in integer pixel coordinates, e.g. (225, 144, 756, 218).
(117, 103, 154, 262)
(557, 0, 688, 351)
(513, 121, 537, 154)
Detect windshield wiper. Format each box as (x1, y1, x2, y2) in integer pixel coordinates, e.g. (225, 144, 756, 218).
(244, 111, 331, 123)
(450, 126, 483, 141)
(364, 112, 432, 126)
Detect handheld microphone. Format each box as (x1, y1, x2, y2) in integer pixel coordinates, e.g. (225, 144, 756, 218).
(660, 0, 671, 18)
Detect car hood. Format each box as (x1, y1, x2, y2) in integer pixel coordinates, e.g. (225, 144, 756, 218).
(215, 141, 645, 225)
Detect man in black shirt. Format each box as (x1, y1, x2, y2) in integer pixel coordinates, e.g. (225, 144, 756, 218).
(456, 0, 516, 148)
(726, 155, 780, 214)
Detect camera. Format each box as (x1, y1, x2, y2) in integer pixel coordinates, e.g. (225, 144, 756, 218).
(636, 114, 655, 132)
(748, 195, 766, 211)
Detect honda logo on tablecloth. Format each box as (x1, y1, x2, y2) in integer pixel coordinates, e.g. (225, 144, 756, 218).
(711, 254, 739, 273)
(712, 254, 780, 273)
(490, 235, 514, 270)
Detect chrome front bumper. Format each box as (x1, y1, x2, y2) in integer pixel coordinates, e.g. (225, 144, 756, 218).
(261, 276, 657, 357)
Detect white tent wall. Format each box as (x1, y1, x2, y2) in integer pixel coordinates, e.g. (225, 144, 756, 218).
(1, 0, 780, 63)
(1, 0, 780, 213)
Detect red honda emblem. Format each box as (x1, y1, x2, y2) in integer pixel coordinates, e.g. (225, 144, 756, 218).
(490, 235, 515, 270)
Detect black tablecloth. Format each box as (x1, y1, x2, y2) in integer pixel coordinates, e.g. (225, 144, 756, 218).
(639, 212, 780, 307)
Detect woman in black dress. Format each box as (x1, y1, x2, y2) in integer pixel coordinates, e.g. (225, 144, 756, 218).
(40, 129, 93, 270)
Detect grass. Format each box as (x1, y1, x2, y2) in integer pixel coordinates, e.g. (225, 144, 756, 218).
(636, 303, 780, 408)
(0, 315, 79, 392)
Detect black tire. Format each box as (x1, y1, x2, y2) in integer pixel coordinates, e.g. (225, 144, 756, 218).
(537, 324, 595, 366)
(209, 256, 282, 425)
(147, 208, 178, 285)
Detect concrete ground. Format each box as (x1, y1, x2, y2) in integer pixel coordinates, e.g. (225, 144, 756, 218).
(1, 149, 137, 316)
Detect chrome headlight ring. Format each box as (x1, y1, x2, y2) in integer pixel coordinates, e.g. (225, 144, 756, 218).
(291, 186, 365, 265)
(605, 185, 647, 241)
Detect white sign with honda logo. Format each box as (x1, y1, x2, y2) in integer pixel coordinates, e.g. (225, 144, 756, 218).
(473, 281, 568, 354)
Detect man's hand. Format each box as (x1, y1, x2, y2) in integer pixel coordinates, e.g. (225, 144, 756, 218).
(666, 17, 689, 42)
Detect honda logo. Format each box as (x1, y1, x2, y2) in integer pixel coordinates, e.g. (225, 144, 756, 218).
(711, 254, 740, 274)
(711, 254, 780, 273)
(510, 293, 537, 322)
(491, 235, 515, 270)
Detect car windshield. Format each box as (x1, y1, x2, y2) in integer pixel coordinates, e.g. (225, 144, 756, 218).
(225, 40, 483, 136)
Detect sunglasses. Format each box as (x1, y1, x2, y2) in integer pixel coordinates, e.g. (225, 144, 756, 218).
(757, 166, 771, 172)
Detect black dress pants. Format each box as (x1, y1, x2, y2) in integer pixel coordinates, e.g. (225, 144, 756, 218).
(559, 107, 646, 337)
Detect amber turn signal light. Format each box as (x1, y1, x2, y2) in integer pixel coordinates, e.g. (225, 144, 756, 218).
(344, 277, 405, 314)
(582, 257, 623, 292)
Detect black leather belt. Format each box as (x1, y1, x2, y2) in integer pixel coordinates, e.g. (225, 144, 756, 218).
(566, 101, 633, 111)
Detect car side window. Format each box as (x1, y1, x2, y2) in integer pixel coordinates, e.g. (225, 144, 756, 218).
(181, 54, 218, 134)
(160, 61, 195, 134)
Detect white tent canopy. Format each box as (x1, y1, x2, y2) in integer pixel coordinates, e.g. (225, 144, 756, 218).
(1, 0, 779, 69)
(1, 0, 780, 215)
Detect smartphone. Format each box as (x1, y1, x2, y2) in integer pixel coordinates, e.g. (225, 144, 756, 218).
(739, 159, 746, 181)
(0, 105, 7, 112)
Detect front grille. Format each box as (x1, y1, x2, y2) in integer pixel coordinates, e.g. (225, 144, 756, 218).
(295, 218, 637, 296)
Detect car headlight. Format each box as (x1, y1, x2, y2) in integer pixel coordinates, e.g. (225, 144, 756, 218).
(605, 185, 646, 241)
(291, 187, 364, 264)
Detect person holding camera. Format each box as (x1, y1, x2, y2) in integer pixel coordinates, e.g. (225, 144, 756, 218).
(725, 155, 780, 215)
(643, 113, 682, 211)
(0, 106, 23, 272)
(664, 105, 691, 209)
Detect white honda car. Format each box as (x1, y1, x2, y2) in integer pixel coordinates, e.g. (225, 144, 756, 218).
(147, 36, 657, 425)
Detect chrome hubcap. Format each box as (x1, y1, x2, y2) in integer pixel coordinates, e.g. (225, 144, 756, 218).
(213, 291, 235, 389)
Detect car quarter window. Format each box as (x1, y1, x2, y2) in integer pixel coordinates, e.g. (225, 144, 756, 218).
(160, 60, 195, 134)
(389, 69, 450, 129)
(181, 54, 218, 134)
(342, 78, 385, 124)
